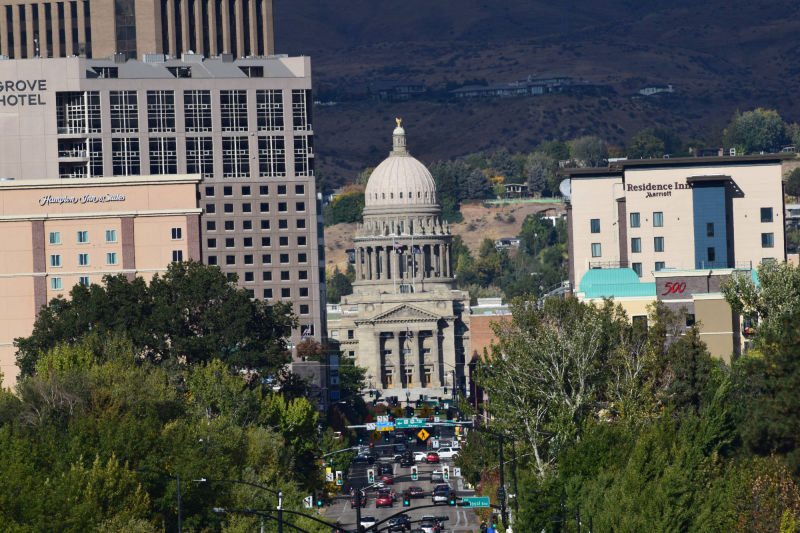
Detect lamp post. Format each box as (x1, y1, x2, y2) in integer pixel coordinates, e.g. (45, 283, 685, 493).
(135, 468, 182, 533)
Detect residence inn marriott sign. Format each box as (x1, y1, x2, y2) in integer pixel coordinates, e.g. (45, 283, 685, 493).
(0, 175, 202, 388)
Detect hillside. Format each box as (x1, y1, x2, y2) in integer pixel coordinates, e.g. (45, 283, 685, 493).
(274, 0, 800, 188)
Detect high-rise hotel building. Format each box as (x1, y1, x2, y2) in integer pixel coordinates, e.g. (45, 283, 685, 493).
(0, 53, 326, 386)
(0, 0, 273, 60)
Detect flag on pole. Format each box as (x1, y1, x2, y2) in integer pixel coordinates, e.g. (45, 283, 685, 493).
(302, 326, 312, 340)
(413, 246, 422, 254)
(394, 241, 403, 253)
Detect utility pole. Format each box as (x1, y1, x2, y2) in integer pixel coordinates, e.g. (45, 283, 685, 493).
(511, 440, 519, 515)
(355, 485, 362, 533)
(498, 435, 507, 528)
(277, 491, 283, 533)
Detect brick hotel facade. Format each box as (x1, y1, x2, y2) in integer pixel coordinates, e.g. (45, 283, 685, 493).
(0, 54, 326, 386)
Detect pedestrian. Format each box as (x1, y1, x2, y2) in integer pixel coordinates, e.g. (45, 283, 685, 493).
(480, 520, 488, 533)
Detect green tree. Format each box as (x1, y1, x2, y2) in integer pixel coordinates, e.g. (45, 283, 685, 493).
(786, 168, 800, 197)
(489, 148, 519, 181)
(570, 136, 608, 167)
(525, 154, 555, 193)
(723, 109, 789, 153)
(323, 190, 365, 226)
(465, 168, 491, 199)
(629, 131, 666, 158)
(326, 266, 353, 304)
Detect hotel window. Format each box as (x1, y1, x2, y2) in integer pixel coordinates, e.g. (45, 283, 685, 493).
(281, 288, 291, 298)
(631, 238, 641, 253)
(242, 203, 252, 213)
(220, 90, 248, 131)
(106, 252, 118, 265)
(172, 250, 183, 262)
(147, 90, 176, 132)
(89, 139, 103, 177)
(186, 137, 214, 177)
(51, 277, 62, 290)
(207, 238, 217, 248)
(224, 186, 233, 196)
(278, 185, 287, 195)
(707, 247, 716, 263)
(110, 91, 139, 133)
(591, 243, 601, 257)
(79, 276, 90, 287)
(653, 211, 664, 227)
(225, 238, 235, 247)
(244, 255, 254, 265)
(50, 254, 61, 267)
(226, 255, 235, 265)
(762, 232, 774, 248)
(242, 186, 251, 195)
(278, 202, 287, 212)
(49, 232, 61, 245)
(298, 253, 307, 263)
(261, 220, 270, 230)
(256, 89, 284, 131)
(296, 201, 306, 212)
(297, 236, 307, 246)
(105, 230, 117, 243)
(292, 89, 311, 130)
(224, 204, 234, 214)
(299, 287, 309, 297)
(263, 271, 272, 281)
(243, 237, 253, 247)
(655, 261, 665, 271)
(111, 138, 141, 176)
(761, 207, 773, 223)
(171, 228, 182, 240)
(77, 231, 89, 243)
(278, 219, 288, 229)
(206, 221, 216, 231)
(184, 90, 212, 132)
(632, 262, 643, 277)
(222, 136, 250, 178)
(207, 256, 217, 265)
(295, 184, 305, 194)
(56, 91, 101, 134)
(279, 236, 289, 246)
(243, 220, 252, 230)
(260, 202, 270, 213)
(280, 253, 289, 264)
(262, 237, 271, 246)
(263, 288, 273, 298)
(707, 223, 714, 237)
(205, 204, 216, 214)
(297, 219, 306, 229)
(260, 186, 269, 195)
(280, 271, 290, 280)
(262, 254, 272, 264)
(258, 136, 287, 177)
(205, 186, 215, 197)
(246, 289, 255, 298)
(149, 137, 178, 174)
(294, 135, 314, 176)
(654, 237, 664, 252)
(629, 212, 640, 228)
(78, 253, 89, 266)
(590, 219, 600, 233)
(244, 272, 254, 282)
(299, 270, 308, 280)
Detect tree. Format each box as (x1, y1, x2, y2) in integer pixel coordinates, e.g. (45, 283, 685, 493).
(786, 168, 800, 198)
(628, 131, 666, 158)
(16, 261, 295, 377)
(489, 148, 521, 182)
(570, 136, 608, 167)
(519, 214, 558, 256)
(723, 109, 789, 153)
(465, 169, 491, 199)
(326, 266, 353, 304)
(525, 154, 555, 193)
(323, 190, 364, 226)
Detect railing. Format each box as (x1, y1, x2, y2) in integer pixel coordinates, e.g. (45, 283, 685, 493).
(58, 149, 87, 158)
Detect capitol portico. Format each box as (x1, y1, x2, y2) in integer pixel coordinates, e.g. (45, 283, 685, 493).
(328, 121, 471, 401)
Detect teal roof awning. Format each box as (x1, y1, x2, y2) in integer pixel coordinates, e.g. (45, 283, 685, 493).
(579, 268, 656, 299)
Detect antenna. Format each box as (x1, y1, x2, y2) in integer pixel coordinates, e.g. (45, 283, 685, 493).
(558, 179, 571, 200)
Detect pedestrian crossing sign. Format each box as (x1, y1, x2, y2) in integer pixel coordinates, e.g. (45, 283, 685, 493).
(417, 428, 430, 441)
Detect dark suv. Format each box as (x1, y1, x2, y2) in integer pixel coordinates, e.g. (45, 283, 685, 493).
(377, 462, 393, 475)
(387, 515, 411, 532)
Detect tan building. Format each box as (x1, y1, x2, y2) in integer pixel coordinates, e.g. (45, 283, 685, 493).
(565, 155, 790, 288)
(327, 123, 471, 401)
(0, 174, 201, 386)
(0, 0, 273, 60)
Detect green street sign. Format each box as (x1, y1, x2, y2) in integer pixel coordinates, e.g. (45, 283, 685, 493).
(461, 496, 491, 508)
(395, 418, 427, 428)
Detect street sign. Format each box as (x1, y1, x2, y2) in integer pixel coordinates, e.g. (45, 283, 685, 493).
(453, 467, 461, 477)
(366, 422, 377, 431)
(326, 472, 334, 482)
(434, 416, 441, 422)
(417, 428, 430, 441)
(395, 417, 427, 428)
(303, 495, 313, 509)
(376, 421, 394, 432)
(371, 430, 381, 441)
(461, 496, 491, 508)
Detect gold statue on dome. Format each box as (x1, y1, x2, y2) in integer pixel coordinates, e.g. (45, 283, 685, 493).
(395, 117, 402, 127)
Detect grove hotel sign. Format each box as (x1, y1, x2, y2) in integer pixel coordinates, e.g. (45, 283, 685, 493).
(0, 79, 47, 106)
(39, 193, 126, 206)
(626, 181, 693, 199)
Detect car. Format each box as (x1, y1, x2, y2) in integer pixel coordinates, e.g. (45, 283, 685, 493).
(393, 454, 404, 463)
(352, 454, 376, 465)
(380, 474, 394, 484)
(400, 458, 414, 468)
(426, 452, 440, 464)
(350, 491, 367, 509)
(360, 516, 377, 532)
(430, 470, 443, 482)
(378, 463, 393, 475)
(407, 486, 425, 498)
(387, 514, 411, 532)
(413, 451, 428, 462)
(437, 447, 459, 460)
(418, 520, 441, 533)
(431, 483, 451, 505)
(376, 489, 393, 508)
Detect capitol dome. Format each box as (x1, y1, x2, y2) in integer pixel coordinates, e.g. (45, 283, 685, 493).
(364, 120, 437, 208)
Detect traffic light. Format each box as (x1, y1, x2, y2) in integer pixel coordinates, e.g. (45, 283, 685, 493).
(369, 390, 374, 398)
(335, 470, 343, 486)
(367, 469, 375, 484)
(315, 490, 324, 508)
(358, 436, 364, 444)
(403, 491, 411, 507)
(491, 515, 498, 528)
(435, 407, 440, 416)
(448, 493, 456, 506)
(372, 399, 377, 407)
(443, 386, 448, 394)
(384, 434, 390, 442)
(369, 441, 374, 449)
(443, 466, 450, 481)
(411, 466, 418, 481)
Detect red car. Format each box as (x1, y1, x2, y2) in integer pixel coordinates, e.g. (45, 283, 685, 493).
(380, 474, 394, 484)
(376, 489, 393, 508)
(426, 452, 440, 464)
(407, 486, 425, 498)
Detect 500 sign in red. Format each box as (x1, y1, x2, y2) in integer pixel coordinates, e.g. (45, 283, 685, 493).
(662, 281, 686, 295)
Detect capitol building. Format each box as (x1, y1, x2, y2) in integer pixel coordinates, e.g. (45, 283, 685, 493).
(328, 121, 471, 401)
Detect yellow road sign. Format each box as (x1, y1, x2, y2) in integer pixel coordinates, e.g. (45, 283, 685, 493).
(371, 430, 381, 441)
(417, 428, 430, 441)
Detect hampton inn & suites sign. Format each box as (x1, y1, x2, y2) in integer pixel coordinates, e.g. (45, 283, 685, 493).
(39, 193, 126, 206)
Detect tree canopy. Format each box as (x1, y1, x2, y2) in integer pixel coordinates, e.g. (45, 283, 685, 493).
(723, 108, 789, 153)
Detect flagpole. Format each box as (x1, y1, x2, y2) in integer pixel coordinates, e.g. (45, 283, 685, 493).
(393, 242, 397, 295)
(412, 233, 416, 294)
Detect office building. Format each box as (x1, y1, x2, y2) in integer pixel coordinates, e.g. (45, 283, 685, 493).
(0, 0, 273, 60)
(0, 54, 325, 359)
(0, 174, 201, 386)
(327, 122, 471, 401)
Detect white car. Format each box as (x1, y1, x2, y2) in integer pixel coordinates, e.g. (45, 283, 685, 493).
(360, 516, 377, 531)
(413, 451, 428, 462)
(437, 447, 459, 460)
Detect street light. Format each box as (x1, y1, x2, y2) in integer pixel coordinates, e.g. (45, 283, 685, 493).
(135, 468, 182, 533)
